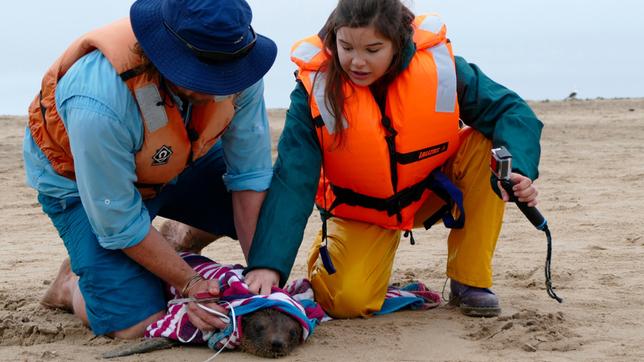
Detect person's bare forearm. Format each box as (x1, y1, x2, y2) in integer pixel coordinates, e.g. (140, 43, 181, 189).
(232, 190, 266, 261)
(124, 226, 228, 330)
(123, 226, 195, 292)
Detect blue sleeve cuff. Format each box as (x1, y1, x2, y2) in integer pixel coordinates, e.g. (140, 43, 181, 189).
(97, 207, 151, 250)
(223, 169, 273, 192)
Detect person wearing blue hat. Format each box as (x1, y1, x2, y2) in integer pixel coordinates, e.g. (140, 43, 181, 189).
(24, 0, 277, 338)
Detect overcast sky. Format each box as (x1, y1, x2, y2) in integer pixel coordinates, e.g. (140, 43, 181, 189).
(1, 0, 643, 115)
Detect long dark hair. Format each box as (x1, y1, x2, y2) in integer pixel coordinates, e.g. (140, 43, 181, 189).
(318, 0, 415, 138)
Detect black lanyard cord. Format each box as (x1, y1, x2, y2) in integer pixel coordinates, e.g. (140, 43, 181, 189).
(543, 226, 563, 303)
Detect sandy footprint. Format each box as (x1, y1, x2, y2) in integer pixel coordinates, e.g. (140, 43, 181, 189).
(0, 291, 90, 347)
(464, 309, 584, 353)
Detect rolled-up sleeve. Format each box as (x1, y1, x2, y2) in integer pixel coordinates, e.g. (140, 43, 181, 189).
(220, 79, 273, 192)
(63, 96, 150, 250)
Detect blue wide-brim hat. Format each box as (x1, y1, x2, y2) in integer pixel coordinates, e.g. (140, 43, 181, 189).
(130, 0, 277, 95)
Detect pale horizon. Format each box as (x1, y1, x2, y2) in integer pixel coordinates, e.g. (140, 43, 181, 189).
(1, 0, 643, 115)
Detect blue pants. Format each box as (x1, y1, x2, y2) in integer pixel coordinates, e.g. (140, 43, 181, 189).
(39, 146, 236, 335)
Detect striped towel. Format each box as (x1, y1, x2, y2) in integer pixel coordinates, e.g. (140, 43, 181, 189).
(145, 253, 441, 350)
(376, 282, 442, 315)
(145, 253, 323, 350)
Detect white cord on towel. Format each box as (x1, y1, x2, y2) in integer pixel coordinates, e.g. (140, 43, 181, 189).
(202, 301, 236, 362)
(196, 303, 231, 324)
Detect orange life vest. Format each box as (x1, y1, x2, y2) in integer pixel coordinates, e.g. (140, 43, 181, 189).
(28, 18, 235, 199)
(291, 14, 462, 230)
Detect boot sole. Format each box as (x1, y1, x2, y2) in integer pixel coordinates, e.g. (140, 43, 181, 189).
(449, 294, 501, 318)
(459, 304, 501, 317)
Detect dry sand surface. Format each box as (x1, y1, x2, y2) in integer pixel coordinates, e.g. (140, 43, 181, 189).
(1, 99, 643, 361)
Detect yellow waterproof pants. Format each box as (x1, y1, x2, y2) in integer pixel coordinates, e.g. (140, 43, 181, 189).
(307, 130, 505, 318)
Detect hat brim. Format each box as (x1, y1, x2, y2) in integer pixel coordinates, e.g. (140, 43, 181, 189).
(130, 0, 277, 95)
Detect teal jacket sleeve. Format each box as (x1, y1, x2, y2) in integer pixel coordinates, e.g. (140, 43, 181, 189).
(246, 82, 322, 285)
(455, 56, 543, 181)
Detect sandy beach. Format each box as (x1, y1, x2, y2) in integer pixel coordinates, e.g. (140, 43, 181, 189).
(1, 98, 643, 361)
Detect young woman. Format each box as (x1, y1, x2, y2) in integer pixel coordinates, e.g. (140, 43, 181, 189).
(245, 0, 542, 318)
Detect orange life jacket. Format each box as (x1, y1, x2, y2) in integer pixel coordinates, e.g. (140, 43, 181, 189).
(28, 18, 235, 199)
(291, 14, 462, 230)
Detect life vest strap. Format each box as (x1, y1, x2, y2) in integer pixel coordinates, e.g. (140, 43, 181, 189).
(327, 169, 465, 229)
(318, 170, 464, 276)
(319, 211, 337, 275)
(422, 169, 465, 229)
(119, 65, 147, 81)
(312, 115, 325, 128)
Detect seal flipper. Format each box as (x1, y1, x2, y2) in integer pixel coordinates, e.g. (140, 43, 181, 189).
(102, 337, 177, 359)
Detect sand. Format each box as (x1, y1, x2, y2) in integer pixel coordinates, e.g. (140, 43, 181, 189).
(1, 98, 643, 361)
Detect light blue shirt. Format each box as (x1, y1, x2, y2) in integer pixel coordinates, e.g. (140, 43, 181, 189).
(23, 50, 273, 250)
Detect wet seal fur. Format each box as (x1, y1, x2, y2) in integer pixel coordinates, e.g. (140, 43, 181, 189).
(240, 308, 303, 358)
(102, 308, 303, 359)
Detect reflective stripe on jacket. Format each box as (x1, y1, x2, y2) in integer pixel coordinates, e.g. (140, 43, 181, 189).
(291, 14, 461, 230)
(28, 18, 235, 199)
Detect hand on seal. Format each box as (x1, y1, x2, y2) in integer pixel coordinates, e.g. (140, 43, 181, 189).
(185, 279, 228, 332)
(246, 269, 280, 296)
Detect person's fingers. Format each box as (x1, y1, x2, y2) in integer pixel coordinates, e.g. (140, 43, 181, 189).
(519, 179, 533, 192)
(248, 277, 270, 295)
(520, 189, 539, 206)
(188, 302, 228, 330)
(514, 185, 533, 198)
(246, 270, 279, 295)
(515, 185, 538, 203)
(198, 301, 229, 319)
(245, 272, 259, 294)
(259, 281, 272, 296)
(509, 172, 528, 184)
(186, 303, 213, 331)
(206, 280, 220, 296)
(247, 278, 260, 294)
(200, 303, 228, 330)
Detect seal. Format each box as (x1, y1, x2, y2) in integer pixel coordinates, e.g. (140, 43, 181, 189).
(240, 308, 303, 358)
(101, 308, 303, 359)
